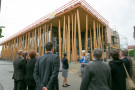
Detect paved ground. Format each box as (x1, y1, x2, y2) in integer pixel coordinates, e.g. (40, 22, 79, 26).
(0, 60, 81, 90)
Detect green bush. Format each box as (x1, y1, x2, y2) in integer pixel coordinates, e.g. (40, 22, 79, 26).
(128, 50, 134, 57)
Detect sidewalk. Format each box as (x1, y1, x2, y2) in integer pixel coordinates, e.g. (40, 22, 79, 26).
(0, 60, 81, 90)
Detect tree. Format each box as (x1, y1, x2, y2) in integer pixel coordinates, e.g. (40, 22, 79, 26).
(0, 26, 5, 38)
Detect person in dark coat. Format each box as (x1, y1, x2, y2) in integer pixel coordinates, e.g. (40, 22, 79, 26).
(34, 42, 60, 90)
(109, 49, 126, 90)
(13, 50, 26, 90)
(80, 48, 111, 90)
(26, 50, 37, 90)
(120, 50, 130, 74)
(61, 53, 70, 87)
(20, 52, 29, 90)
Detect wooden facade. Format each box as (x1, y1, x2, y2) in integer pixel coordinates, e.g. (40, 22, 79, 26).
(0, 1, 108, 60)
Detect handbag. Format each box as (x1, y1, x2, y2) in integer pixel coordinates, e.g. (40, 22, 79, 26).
(123, 63, 135, 90)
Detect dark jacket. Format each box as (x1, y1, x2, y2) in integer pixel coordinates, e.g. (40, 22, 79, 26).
(26, 58, 37, 86)
(127, 57, 133, 78)
(13, 56, 25, 80)
(20, 58, 27, 78)
(62, 57, 69, 69)
(109, 59, 126, 90)
(80, 60, 111, 90)
(34, 52, 60, 90)
(121, 57, 130, 74)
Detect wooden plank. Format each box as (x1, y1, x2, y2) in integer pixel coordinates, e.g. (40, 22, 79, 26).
(28, 32, 30, 52)
(77, 9, 82, 58)
(50, 23, 52, 42)
(23, 35, 25, 51)
(73, 12, 77, 61)
(46, 25, 48, 43)
(42, 25, 45, 55)
(97, 21, 99, 48)
(35, 29, 37, 53)
(58, 19, 61, 60)
(71, 14, 74, 61)
(102, 25, 104, 59)
(93, 19, 96, 49)
(63, 15, 66, 54)
(85, 14, 88, 53)
(25, 33, 27, 52)
(98, 23, 101, 48)
(39, 26, 41, 55)
(44, 24, 47, 53)
(90, 27, 93, 60)
(105, 26, 107, 59)
(68, 15, 70, 60)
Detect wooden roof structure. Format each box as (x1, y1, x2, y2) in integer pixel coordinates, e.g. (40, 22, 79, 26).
(0, 0, 109, 45)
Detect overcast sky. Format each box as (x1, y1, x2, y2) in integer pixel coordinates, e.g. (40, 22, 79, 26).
(0, 0, 135, 48)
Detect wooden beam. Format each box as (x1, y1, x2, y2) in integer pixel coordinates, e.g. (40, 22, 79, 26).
(63, 15, 66, 54)
(102, 25, 104, 59)
(35, 29, 37, 53)
(67, 15, 70, 60)
(71, 14, 74, 61)
(25, 33, 27, 52)
(73, 12, 77, 61)
(45, 24, 47, 53)
(39, 26, 41, 55)
(77, 9, 82, 58)
(58, 19, 61, 60)
(42, 25, 45, 55)
(90, 27, 93, 60)
(98, 23, 101, 48)
(28, 32, 30, 52)
(93, 19, 96, 49)
(46, 25, 48, 43)
(97, 21, 99, 48)
(50, 23, 52, 42)
(85, 14, 88, 53)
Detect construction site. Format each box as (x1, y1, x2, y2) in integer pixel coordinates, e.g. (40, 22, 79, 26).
(0, 0, 123, 61)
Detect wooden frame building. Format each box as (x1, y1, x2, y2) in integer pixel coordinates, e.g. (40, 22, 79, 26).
(0, 0, 109, 60)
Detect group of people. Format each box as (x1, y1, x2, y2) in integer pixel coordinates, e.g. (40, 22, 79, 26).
(12, 41, 133, 90)
(80, 48, 133, 90)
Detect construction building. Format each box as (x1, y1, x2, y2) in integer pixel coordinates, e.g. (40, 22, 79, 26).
(0, 0, 109, 61)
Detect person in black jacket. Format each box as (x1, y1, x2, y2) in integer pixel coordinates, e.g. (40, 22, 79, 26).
(120, 50, 130, 74)
(109, 49, 126, 90)
(26, 50, 37, 90)
(61, 53, 70, 87)
(34, 42, 60, 90)
(13, 50, 26, 90)
(20, 52, 29, 90)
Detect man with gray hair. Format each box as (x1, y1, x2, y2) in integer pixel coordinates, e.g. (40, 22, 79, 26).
(80, 50, 90, 77)
(120, 50, 132, 78)
(13, 50, 26, 90)
(80, 48, 111, 90)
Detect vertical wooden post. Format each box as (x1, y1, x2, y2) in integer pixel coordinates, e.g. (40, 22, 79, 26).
(44, 24, 47, 53)
(46, 25, 48, 43)
(71, 14, 74, 61)
(28, 32, 30, 52)
(35, 29, 37, 53)
(58, 19, 61, 60)
(90, 27, 93, 60)
(73, 13, 77, 60)
(85, 14, 88, 53)
(67, 15, 70, 60)
(50, 23, 52, 42)
(25, 33, 27, 52)
(98, 23, 101, 48)
(63, 15, 66, 54)
(42, 25, 45, 55)
(102, 25, 104, 59)
(93, 19, 97, 49)
(14, 39, 16, 59)
(77, 9, 82, 58)
(39, 27, 41, 55)
(65, 23, 67, 52)
(97, 21, 99, 48)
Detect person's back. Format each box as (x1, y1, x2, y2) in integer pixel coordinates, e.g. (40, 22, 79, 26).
(34, 42, 60, 90)
(80, 48, 111, 90)
(13, 56, 24, 80)
(127, 57, 133, 78)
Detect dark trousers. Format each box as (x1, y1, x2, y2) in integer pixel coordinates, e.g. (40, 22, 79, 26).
(28, 86, 35, 90)
(14, 80, 26, 90)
